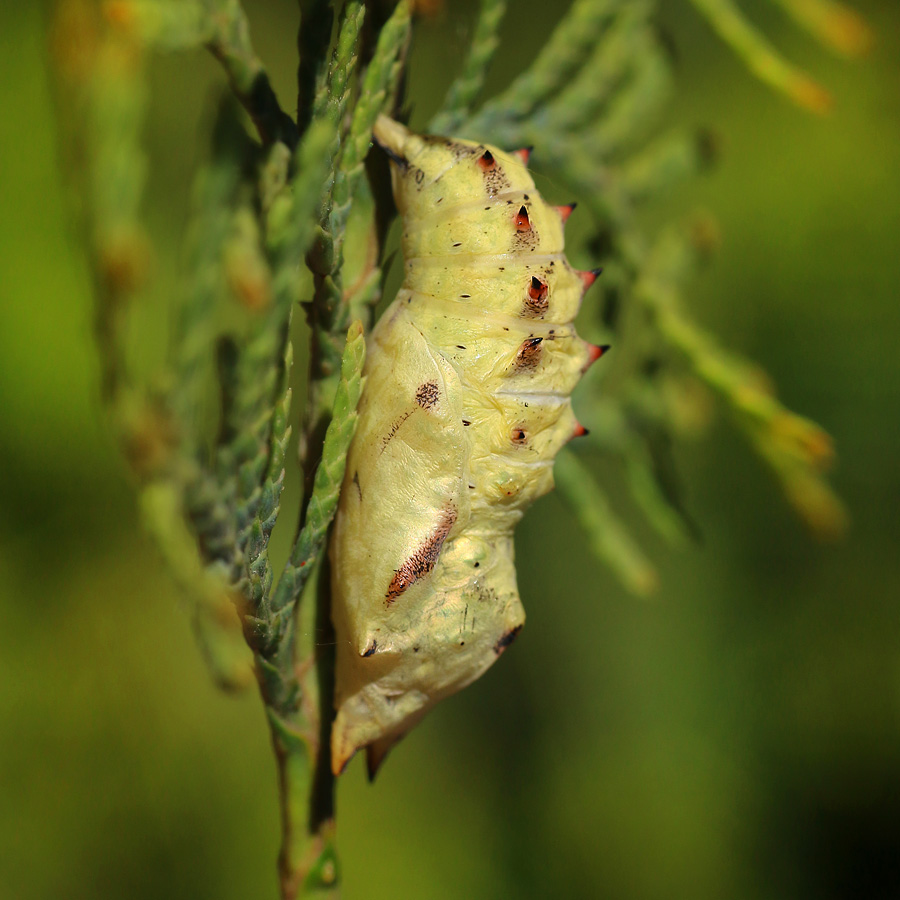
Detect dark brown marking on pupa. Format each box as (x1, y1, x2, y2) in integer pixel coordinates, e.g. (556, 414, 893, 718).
(380, 409, 414, 454)
(447, 141, 480, 161)
(415, 381, 440, 409)
(385, 505, 458, 603)
(514, 337, 543, 371)
(494, 624, 523, 655)
(361, 640, 378, 658)
(478, 149, 511, 196)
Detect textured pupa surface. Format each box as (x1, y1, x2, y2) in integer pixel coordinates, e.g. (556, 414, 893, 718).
(329, 116, 603, 777)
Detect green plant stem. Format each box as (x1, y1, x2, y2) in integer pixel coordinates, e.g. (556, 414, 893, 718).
(299, 0, 366, 495)
(541, 1, 648, 135)
(301, 0, 410, 509)
(555, 452, 658, 595)
(119, 0, 298, 146)
(769, 0, 872, 56)
(466, 0, 625, 133)
(256, 322, 365, 899)
(428, 0, 508, 134)
(635, 227, 845, 536)
(687, 0, 832, 111)
(204, 0, 299, 146)
(297, 0, 334, 134)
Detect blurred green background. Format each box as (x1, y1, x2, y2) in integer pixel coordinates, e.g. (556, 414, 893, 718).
(2, 1, 899, 898)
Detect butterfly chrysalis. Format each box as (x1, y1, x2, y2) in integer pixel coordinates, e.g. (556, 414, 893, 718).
(329, 116, 606, 777)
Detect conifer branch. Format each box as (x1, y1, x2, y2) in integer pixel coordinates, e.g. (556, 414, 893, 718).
(51, 0, 859, 889)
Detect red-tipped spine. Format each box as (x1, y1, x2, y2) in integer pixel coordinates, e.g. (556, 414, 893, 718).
(571, 422, 590, 439)
(583, 343, 611, 371)
(577, 267, 603, 291)
(513, 146, 533, 165)
(555, 203, 577, 224)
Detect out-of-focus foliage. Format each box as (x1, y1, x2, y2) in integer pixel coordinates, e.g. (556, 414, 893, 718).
(44, 1, 414, 892)
(2, 1, 899, 899)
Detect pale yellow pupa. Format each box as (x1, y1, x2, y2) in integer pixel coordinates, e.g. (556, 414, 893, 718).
(328, 116, 605, 777)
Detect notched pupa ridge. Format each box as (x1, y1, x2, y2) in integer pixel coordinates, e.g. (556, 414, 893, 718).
(328, 116, 606, 777)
